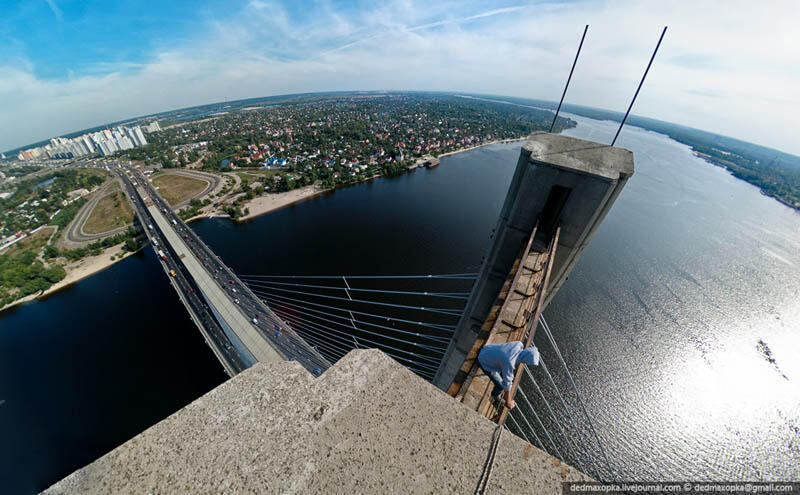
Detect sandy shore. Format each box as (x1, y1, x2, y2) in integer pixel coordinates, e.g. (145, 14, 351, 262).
(0, 243, 137, 313)
(235, 185, 329, 222)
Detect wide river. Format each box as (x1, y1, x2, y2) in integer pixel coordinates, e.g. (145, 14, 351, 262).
(2, 114, 799, 492)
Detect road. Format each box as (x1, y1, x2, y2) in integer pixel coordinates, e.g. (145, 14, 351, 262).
(117, 166, 247, 376)
(119, 163, 330, 375)
(59, 177, 132, 248)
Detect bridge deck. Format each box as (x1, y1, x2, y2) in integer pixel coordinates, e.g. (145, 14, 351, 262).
(145, 201, 284, 365)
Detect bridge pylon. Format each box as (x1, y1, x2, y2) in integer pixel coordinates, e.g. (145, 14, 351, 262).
(432, 132, 634, 408)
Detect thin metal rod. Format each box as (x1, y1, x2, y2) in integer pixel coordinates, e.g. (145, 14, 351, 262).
(342, 276, 361, 336)
(611, 26, 667, 146)
(550, 24, 588, 133)
(254, 289, 455, 339)
(237, 273, 479, 280)
(511, 391, 548, 453)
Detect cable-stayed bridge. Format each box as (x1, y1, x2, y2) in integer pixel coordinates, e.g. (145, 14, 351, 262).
(116, 131, 633, 481)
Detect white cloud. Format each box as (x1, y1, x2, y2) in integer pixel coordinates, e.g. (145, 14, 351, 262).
(2, 0, 800, 155)
(44, 0, 63, 22)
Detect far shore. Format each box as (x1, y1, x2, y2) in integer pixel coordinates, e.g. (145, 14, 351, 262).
(188, 137, 528, 224)
(0, 243, 139, 314)
(0, 137, 526, 314)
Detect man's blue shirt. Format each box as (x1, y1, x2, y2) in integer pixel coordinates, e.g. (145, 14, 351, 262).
(477, 341, 524, 392)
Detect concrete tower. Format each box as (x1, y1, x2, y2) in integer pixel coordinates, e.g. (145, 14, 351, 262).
(433, 131, 634, 391)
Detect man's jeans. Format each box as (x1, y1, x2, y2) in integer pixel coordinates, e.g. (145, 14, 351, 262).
(477, 362, 504, 400)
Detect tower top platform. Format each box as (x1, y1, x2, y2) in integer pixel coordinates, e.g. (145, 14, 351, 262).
(523, 132, 634, 181)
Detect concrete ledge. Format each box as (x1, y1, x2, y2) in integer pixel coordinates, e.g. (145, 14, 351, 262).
(45, 350, 589, 494)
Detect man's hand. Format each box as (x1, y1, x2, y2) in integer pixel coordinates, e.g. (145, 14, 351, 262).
(505, 398, 516, 410)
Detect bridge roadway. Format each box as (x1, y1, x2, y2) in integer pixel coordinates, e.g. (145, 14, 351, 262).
(119, 164, 330, 375)
(117, 169, 247, 376)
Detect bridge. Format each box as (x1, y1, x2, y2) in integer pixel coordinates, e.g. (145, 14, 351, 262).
(118, 167, 331, 376)
(102, 130, 633, 484)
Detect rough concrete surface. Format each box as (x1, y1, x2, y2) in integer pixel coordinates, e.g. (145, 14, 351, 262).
(523, 131, 634, 181)
(45, 350, 589, 494)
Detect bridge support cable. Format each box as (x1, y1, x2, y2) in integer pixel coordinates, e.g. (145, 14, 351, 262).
(257, 295, 449, 354)
(268, 305, 445, 367)
(237, 277, 472, 301)
(539, 314, 616, 480)
(236, 273, 479, 280)
(507, 411, 542, 451)
(252, 288, 453, 345)
(248, 287, 459, 334)
(515, 384, 564, 460)
(240, 280, 466, 317)
(509, 396, 546, 453)
(255, 290, 451, 349)
(523, 364, 581, 463)
(539, 357, 602, 479)
(270, 306, 440, 377)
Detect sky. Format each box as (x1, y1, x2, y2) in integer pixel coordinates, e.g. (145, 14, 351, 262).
(1, 0, 799, 155)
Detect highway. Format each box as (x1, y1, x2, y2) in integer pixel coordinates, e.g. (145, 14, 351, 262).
(118, 163, 330, 376)
(117, 167, 247, 376)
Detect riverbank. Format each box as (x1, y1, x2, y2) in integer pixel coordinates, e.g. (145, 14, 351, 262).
(0, 243, 138, 314)
(236, 185, 329, 222)
(183, 138, 528, 225)
(234, 139, 526, 222)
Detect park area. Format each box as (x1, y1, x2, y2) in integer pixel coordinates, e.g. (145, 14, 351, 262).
(152, 173, 208, 206)
(84, 186, 134, 234)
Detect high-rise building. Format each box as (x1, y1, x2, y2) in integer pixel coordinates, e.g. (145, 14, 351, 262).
(133, 126, 147, 146)
(144, 121, 161, 133)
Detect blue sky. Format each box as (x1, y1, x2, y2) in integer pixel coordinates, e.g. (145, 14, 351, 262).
(2, 0, 799, 155)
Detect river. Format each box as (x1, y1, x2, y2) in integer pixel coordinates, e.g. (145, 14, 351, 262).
(2, 114, 799, 492)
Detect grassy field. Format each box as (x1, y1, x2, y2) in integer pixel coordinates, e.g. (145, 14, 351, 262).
(238, 169, 281, 179)
(152, 173, 208, 206)
(83, 185, 134, 234)
(0, 226, 56, 255)
(78, 168, 109, 180)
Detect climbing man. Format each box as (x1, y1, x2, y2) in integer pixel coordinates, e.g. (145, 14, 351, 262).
(477, 341, 540, 411)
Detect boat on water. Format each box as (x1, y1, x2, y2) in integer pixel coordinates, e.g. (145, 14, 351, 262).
(425, 158, 440, 169)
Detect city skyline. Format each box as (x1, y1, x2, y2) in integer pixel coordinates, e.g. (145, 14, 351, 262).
(2, 0, 799, 155)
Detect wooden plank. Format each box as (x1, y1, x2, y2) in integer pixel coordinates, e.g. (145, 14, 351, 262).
(498, 226, 561, 427)
(449, 223, 538, 400)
